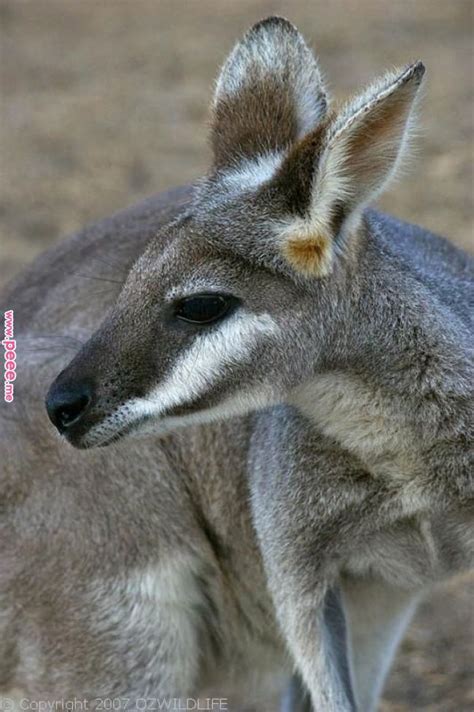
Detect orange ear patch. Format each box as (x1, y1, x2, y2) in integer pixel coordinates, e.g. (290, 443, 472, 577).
(283, 234, 333, 276)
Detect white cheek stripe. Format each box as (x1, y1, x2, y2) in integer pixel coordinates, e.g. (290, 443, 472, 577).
(131, 385, 279, 437)
(133, 311, 279, 418)
(82, 312, 279, 446)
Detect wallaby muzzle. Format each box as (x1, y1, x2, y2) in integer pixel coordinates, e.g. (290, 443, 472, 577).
(45, 310, 157, 447)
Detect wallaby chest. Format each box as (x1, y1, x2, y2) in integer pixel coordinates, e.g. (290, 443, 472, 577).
(291, 372, 424, 481)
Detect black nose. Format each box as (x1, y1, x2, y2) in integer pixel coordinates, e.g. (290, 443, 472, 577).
(46, 382, 93, 434)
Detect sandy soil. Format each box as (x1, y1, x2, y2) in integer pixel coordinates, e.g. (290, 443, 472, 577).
(0, 1, 473, 709)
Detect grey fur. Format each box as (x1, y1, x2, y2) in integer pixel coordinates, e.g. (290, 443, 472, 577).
(1, 15, 473, 712)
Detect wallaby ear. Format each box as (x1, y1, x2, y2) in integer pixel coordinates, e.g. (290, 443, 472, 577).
(273, 61, 425, 277)
(211, 17, 328, 170)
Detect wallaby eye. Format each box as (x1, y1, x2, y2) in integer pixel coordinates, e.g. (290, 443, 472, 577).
(173, 293, 237, 325)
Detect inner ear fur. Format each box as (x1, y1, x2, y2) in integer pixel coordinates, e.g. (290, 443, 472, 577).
(271, 61, 425, 277)
(210, 16, 328, 170)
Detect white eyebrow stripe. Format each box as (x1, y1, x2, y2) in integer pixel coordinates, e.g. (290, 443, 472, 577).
(165, 282, 230, 302)
(130, 311, 279, 418)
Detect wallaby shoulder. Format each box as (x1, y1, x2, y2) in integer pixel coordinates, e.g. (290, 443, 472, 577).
(365, 209, 473, 326)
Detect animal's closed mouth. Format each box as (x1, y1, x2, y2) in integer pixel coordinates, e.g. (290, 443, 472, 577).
(81, 414, 154, 449)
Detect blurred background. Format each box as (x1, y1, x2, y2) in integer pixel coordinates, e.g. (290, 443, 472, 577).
(0, 1, 473, 709)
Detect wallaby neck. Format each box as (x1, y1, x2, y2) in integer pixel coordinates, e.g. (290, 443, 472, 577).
(289, 224, 471, 488)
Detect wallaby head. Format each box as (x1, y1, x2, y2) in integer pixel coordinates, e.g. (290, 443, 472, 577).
(45, 16, 424, 449)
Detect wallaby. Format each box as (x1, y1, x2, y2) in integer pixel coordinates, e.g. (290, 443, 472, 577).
(1, 16, 473, 712)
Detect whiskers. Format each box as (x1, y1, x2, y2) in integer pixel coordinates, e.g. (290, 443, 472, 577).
(73, 273, 124, 286)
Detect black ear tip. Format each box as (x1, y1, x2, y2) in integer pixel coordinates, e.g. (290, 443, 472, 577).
(411, 60, 426, 83)
(249, 16, 299, 36)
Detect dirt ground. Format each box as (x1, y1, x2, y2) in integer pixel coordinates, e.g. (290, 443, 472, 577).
(0, 1, 473, 709)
